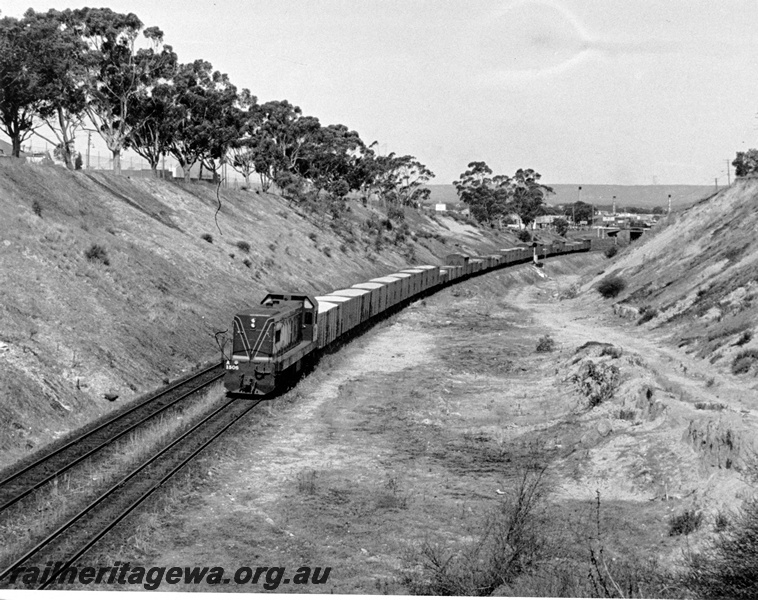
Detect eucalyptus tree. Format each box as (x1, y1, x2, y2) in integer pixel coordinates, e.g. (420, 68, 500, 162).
(0, 14, 44, 157)
(65, 7, 176, 174)
(257, 99, 321, 185)
(507, 168, 553, 228)
(226, 89, 262, 188)
(167, 60, 240, 182)
(125, 81, 175, 174)
(20, 9, 88, 169)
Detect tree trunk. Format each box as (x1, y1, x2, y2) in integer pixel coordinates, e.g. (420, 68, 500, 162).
(11, 136, 21, 158)
(112, 149, 121, 174)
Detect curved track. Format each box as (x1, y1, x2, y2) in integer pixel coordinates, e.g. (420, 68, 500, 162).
(0, 363, 224, 514)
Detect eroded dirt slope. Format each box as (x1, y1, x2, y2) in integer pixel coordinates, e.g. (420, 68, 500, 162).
(0, 161, 522, 467)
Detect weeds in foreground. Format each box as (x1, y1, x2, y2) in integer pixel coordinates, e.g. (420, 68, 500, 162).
(668, 509, 703, 536)
(200, 233, 213, 243)
(681, 497, 758, 598)
(403, 468, 547, 596)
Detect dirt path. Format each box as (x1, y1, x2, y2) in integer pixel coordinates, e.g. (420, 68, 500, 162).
(515, 275, 758, 415)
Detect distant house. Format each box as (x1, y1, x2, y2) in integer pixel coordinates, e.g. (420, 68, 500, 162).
(434, 203, 447, 212)
(533, 215, 561, 229)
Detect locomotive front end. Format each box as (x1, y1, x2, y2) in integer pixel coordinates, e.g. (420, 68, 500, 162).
(224, 295, 317, 398)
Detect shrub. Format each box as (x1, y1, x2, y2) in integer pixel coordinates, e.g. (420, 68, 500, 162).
(599, 345, 623, 359)
(736, 330, 753, 346)
(669, 509, 703, 536)
(236, 240, 251, 253)
(732, 349, 758, 375)
(201, 233, 213, 243)
(404, 469, 547, 596)
(84, 244, 109, 265)
(554, 217, 569, 236)
(597, 275, 626, 298)
(322, 246, 332, 258)
(536, 335, 556, 353)
(637, 305, 658, 324)
(618, 408, 636, 421)
(242, 258, 252, 268)
(387, 204, 405, 222)
(573, 360, 620, 408)
(32, 199, 42, 217)
(517, 229, 532, 242)
(308, 232, 317, 242)
(605, 245, 618, 258)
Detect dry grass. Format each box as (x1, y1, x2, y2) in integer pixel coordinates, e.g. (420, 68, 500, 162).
(0, 383, 224, 566)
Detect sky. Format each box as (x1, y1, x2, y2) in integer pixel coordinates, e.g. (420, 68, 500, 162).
(2, 0, 758, 185)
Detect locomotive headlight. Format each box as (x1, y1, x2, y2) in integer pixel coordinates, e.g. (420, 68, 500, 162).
(234, 360, 239, 365)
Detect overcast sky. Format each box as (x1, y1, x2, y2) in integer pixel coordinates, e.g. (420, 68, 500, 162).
(3, 0, 757, 185)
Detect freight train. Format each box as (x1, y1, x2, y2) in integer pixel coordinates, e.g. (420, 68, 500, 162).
(223, 239, 591, 397)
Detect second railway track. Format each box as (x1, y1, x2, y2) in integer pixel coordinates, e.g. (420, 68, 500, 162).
(0, 363, 224, 514)
(0, 393, 261, 589)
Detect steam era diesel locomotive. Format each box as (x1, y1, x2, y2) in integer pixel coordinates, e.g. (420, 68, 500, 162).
(223, 240, 591, 397)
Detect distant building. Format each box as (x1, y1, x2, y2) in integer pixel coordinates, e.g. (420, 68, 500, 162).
(434, 203, 447, 212)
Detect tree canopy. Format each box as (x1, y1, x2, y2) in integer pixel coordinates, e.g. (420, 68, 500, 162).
(454, 162, 553, 228)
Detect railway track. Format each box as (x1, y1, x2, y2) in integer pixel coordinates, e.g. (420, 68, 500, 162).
(0, 395, 261, 590)
(0, 363, 224, 514)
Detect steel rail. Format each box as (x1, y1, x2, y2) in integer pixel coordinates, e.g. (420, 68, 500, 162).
(39, 399, 261, 590)
(0, 394, 258, 586)
(0, 368, 225, 513)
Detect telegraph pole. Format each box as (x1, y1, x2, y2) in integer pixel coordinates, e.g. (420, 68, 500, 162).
(86, 131, 91, 170)
(668, 194, 671, 215)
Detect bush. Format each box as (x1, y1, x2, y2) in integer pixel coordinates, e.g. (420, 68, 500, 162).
(236, 240, 251, 253)
(637, 305, 658, 324)
(554, 217, 569, 236)
(404, 469, 547, 596)
(605, 245, 619, 258)
(597, 275, 626, 298)
(735, 330, 753, 346)
(84, 244, 109, 265)
(682, 498, 758, 599)
(201, 233, 213, 243)
(242, 258, 252, 268)
(308, 232, 317, 242)
(517, 229, 532, 242)
(322, 246, 332, 258)
(32, 199, 42, 217)
(732, 349, 758, 375)
(387, 204, 405, 222)
(669, 509, 703, 536)
(573, 360, 620, 408)
(536, 335, 556, 353)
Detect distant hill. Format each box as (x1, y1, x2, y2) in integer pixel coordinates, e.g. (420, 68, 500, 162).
(425, 184, 717, 211)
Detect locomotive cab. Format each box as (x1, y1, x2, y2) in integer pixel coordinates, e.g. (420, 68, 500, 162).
(224, 294, 318, 397)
